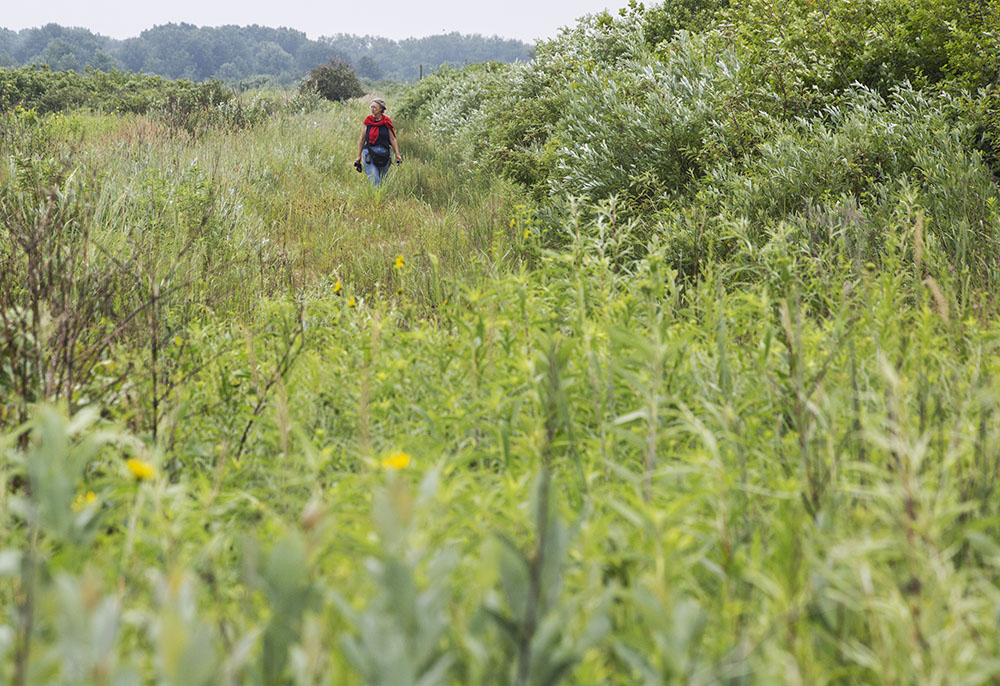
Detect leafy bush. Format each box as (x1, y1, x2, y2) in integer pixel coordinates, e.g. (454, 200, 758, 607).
(299, 58, 364, 102)
(547, 32, 738, 209)
(395, 65, 470, 121)
(633, 0, 730, 46)
(399, 0, 1000, 289)
(0, 65, 317, 137)
(0, 65, 232, 115)
(717, 0, 1000, 105)
(397, 10, 650, 194)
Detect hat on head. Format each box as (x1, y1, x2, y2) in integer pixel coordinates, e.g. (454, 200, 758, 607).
(371, 98, 387, 112)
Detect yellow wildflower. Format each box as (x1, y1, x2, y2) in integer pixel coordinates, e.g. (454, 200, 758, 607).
(72, 491, 97, 512)
(333, 279, 342, 294)
(126, 458, 156, 481)
(524, 229, 532, 238)
(348, 296, 357, 308)
(510, 218, 516, 228)
(394, 255, 405, 269)
(381, 451, 410, 470)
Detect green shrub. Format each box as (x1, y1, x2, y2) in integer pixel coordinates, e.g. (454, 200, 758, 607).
(395, 64, 470, 121)
(634, 0, 730, 45)
(719, 0, 1000, 102)
(548, 32, 737, 211)
(398, 0, 1000, 286)
(299, 58, 364, 102)
(397, 11, 651, 195)
(0, 65, 233, 116)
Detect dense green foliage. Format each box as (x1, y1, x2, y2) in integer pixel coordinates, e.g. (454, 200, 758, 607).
(400, 0, 1000, 222)
(300, 59, 365, 102)
(0, 66, 328, 136)
(0, 23, 533, 84)
(0, 65, 230, 114)
(3, 1, 1000, 684)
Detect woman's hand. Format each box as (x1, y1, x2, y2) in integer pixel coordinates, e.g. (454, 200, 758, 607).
(395, 154, 403, 165)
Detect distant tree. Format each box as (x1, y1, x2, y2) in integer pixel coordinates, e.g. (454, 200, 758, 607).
(357, 55, 383, 80)
(35, 38, 83, 71)
(294, 41, 335, 74)
(319, 32, 533, 81)
(131, 23, 200, 78)
(0, 23, 533, 84)
(117, 38, 148, 72)
(15, 24, 64, 63)
(210, 26, 250, 69)
(0, 28, 15, 59)
(216, 62, 241, 81)
(254, 41, 295, 77)
(16, 24, 109, 69)
(87, 49, 120, 72)
(299, 58, 364, 101)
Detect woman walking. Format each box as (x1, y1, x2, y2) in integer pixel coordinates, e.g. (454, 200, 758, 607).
(355, 98, 402, 185)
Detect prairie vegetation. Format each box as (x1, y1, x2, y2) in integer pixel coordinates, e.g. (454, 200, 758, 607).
(3, 1, 1000, 684)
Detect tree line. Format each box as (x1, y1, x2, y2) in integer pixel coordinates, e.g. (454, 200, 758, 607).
(0, 23, 534, 84)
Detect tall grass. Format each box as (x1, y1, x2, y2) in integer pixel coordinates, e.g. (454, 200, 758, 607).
(0, 99, 526, 432)
(2, 77, 1000, 685)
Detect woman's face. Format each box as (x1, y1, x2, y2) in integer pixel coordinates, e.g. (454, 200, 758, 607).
(370, 102, 384, 116)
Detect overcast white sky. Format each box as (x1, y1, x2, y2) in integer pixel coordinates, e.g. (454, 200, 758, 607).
(2, 0, 636, 43)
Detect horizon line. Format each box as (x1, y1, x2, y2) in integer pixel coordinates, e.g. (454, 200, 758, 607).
(0, 21, 540, 45)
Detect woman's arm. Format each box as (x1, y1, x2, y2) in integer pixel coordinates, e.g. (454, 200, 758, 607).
(356, 130, 365, 161)
(389, 130, 402, 163)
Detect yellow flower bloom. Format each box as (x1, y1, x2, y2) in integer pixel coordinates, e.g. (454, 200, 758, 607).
(333, 279, 342, 293)
(510, 218, 516, 228)
(524, 229, 532, 238)
(126, 458, 156, 481)
(381, 451, 410, 470)
(348, 296, 357, 308)
(72, 491, 98, 512)
(394, 255, 405, 269)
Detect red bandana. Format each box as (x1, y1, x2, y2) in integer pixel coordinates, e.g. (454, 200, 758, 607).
(364, 115, 395, 145)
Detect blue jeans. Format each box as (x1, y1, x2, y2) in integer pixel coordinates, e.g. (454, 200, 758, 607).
(363, 146, 392, 184)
